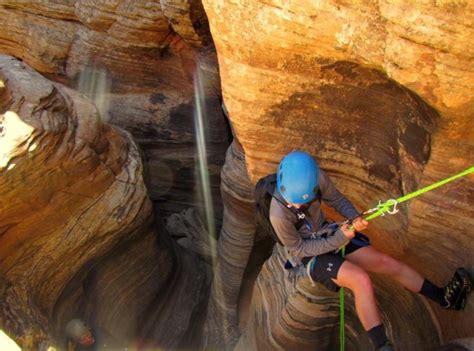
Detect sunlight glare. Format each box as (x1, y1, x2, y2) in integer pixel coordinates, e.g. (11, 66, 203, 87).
(77, 66, 111, 122)
(194, 66, 217, 251)
(0, 111, 35, 170)
(0, 330, 21, 351)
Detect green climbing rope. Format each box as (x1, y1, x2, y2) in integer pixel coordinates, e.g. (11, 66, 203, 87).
(364, 166, 474, 222)
(339, 166, 473, 351)
(339, 246, 346, 351)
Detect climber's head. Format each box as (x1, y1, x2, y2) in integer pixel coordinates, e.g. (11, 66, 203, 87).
(66, 319, 95, 346)
(276, 151, 320, 206)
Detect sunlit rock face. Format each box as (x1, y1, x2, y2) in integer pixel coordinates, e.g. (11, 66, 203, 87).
(0, 56, 210, 350)
(202, 1, 474, 350)
(0, 0, 230, 221)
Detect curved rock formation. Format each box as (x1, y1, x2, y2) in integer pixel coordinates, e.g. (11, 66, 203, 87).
(204, 140, 257, 348)
(1, 1, 472, 350)
(236, 246, 439, 351)
(202, 0, 473, 349)
(0, 0, 230, 221)
(0, 1, 227, 349)
(0, 54, 150, 347)
(0, 56, 210, 350)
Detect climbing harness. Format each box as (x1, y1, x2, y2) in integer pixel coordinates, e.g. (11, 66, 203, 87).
(338, 166, 474, 351)
(255, 173, 321, 245)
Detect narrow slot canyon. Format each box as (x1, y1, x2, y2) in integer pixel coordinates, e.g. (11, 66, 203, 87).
(0, 1, 473, 351)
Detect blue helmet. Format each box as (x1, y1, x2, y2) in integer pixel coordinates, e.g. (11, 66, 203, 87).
(276, 151, 320, 204)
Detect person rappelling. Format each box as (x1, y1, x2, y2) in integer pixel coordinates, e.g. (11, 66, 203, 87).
(65, 318, 123, 350)
(255, 150, 472, 351)
(65, 319, 95, 350)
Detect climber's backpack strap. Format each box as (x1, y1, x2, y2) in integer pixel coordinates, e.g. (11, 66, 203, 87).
(255, 173, 321, 245)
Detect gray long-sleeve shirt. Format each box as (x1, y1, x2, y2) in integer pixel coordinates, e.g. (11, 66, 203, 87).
(269, 170, 359, 258)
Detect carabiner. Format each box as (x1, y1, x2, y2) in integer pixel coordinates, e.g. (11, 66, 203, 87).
(385, 198, 399, 215)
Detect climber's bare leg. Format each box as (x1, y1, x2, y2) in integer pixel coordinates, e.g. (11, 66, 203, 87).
(332, 260, 382, 330)
(346, 246, 424, 293)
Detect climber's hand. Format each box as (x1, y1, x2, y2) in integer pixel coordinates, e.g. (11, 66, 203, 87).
(352, 217, 368, 231)
(341, 224, 355, 239)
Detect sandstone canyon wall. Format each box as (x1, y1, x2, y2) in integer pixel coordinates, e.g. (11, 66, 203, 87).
(202, 1, 473, 350)
(0, 1, 473, 351)
(0, 1, 225, 349)
(0, 0, 230, 221)
(0, 55, 209, 349)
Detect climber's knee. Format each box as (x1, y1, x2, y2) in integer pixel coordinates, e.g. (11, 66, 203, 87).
(333, 260, 373, 295)
(374, 254, 404, 276)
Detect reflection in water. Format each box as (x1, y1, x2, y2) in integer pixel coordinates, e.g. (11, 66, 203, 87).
(76, 66, 111, 122)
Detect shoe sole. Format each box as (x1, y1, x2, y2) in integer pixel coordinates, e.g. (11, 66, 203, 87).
(453, 268, 472, 310)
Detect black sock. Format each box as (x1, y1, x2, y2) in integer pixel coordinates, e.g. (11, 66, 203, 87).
(367, 324, 388, 348)
(419, 279, 446, 306)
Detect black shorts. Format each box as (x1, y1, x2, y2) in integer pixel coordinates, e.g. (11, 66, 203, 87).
(305, 232, 371, 292)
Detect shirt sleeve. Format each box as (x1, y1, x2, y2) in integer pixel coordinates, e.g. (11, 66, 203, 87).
(270, 214, 349, 257)
(319, 170, 359, 219)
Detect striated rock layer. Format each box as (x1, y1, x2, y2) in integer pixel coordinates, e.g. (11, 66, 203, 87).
(0, 54, 149, 347)
(0, 1, 472, 350)
(202, 1, 473, 350)
(0, 0, 230, 221)
(0, 1, 228, 348)
(0, 56, 210, 350)
(237, 245, 439, 351)
(204, 140, 257, 348)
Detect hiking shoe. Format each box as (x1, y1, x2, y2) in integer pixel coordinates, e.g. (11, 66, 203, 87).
(443, 267, 472, 310)
(378, 341, 395, 351)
